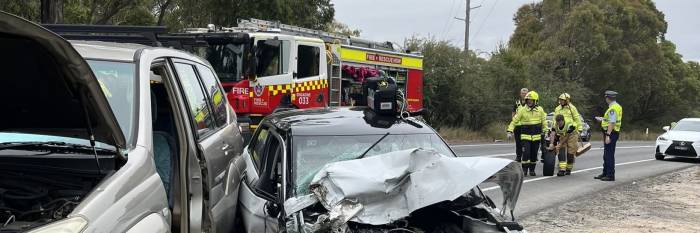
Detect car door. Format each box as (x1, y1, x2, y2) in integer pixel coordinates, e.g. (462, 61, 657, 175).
(239, 125, 284, 232)
(170, 59, 239, 232)
(293, 41, 327, 108)
(250, 37, 293, 114)
(193, 63, 245, 232)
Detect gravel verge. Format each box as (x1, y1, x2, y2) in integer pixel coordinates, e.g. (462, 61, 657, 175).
(520, 165, 700, 233)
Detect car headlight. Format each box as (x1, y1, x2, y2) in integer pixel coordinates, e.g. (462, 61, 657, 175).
(27, 217, 88, 233)
(658, 136, 668, 141)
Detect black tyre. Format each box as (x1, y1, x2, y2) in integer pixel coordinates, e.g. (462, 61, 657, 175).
(542, 151, 556, 176)
(582, 134, 590, 142)
(655, 147, 665, 160)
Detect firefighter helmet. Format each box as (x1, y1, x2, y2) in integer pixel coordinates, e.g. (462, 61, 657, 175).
(558, 93, 571, 101)
(524, 91, 539, 101)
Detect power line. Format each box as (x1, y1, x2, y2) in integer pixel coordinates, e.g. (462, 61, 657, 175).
(441, 0, 459, 40)
(471, 0, 500, 42)
(444, 0, 464, 41)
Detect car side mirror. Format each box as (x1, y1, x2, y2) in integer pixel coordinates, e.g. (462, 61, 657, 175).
(662, 126, 670, 132)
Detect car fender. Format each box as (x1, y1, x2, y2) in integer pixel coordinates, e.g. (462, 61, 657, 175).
(126, 212, 170, 233)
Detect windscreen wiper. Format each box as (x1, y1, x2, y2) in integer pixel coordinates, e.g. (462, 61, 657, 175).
(0, 141, 114, 154)
(357, 132, 390, 159)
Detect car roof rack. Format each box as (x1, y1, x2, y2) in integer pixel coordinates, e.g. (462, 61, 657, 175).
(42, 24, 212, 50)
(43, 24, 169, 46)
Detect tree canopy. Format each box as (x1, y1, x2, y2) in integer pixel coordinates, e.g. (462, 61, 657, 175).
(412, 0, 699, 130)
(0, 0, 335, 30)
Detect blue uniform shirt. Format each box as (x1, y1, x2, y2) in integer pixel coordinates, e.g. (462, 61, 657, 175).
(608, 101, 618, 123)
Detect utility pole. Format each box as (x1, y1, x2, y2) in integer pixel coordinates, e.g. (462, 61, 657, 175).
(455, 1, 480, 65)
(465, 0, 470, 57)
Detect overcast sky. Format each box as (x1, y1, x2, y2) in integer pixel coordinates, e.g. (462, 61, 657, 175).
(333, 0, 699, 61)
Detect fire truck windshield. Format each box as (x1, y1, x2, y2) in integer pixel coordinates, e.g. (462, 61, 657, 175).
(193, 42, 246, 84)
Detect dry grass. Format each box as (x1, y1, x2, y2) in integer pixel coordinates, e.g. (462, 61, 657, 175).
(438, 127, 490, 143)
(441, 126, 658, 144)
(590, 129, 660, 141)
(438, 122, 508, 143)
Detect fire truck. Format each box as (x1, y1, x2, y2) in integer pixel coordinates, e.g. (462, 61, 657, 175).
(176, 19, 424, 135)
(44, 19, 424, 138)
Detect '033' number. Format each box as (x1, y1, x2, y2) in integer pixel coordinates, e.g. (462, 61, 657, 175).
(298, 96, 310, 105)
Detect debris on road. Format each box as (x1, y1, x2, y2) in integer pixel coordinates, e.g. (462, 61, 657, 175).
(521, 165, 700, 232)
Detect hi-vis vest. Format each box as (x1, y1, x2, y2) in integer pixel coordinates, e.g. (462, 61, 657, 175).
(508, 106, 547, 141)
(554, 122, 574, 136)
(554, 104, 581, 131)
(513, 100, 526, 126)
(601, 102, 623, 132)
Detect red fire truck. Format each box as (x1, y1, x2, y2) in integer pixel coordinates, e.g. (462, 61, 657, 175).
(178, 19, 424, 135)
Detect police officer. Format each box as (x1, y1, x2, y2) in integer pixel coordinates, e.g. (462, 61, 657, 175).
(508, 88, 529, 162)
(508, 91, 547, 176)
(595, 90, 622, 181)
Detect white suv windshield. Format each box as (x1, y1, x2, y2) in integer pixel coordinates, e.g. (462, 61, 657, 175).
(673, 121, 700, 132)
(292, 134, 453, 195)
(87, 60, 136, 145)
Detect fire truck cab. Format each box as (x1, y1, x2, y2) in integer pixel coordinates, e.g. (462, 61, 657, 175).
(185, 19, 424, 138)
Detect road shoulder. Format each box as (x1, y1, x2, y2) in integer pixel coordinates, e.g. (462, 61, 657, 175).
(521, 165, 700, 233)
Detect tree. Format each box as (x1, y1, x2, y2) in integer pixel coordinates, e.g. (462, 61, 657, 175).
(326, 19, 360, 37)
(41, 0, 63, 23)
(504, 0, 693, 127)
(162, 0, 335, 30)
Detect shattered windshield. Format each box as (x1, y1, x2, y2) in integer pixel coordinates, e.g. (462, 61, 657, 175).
(292, 134, 453, 195)
(192, 42, 246, 83)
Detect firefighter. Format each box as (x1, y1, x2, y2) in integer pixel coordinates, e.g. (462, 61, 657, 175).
(595, 90, 622, 181)
(550, 93, 581, 175)
(550, 114, 577, 176)
(508, 88, 529, 162)
(508, 91, 547, 176)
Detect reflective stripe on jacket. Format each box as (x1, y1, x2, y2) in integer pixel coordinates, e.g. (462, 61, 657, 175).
(508, 105, 547, 141)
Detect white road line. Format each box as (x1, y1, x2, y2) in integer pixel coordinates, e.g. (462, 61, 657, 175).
(467, 145, 654, 158)
(480, 158, 656, 191)
(451, 143, 511, 148)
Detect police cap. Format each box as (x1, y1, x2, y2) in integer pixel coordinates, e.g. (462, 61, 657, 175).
(604, 90, 618, 98)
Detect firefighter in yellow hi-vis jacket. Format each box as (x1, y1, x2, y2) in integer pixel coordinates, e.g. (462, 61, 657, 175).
(508, 91, 547, 176)
(550, 114, 578, 176)
(551, 93, 581, 175)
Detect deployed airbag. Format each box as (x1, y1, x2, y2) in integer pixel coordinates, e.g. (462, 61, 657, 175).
(309, 148, 518, 225)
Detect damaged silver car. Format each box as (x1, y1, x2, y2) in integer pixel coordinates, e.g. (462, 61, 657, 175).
(0, 12, 243, 232)
(237, 107, 525, 232)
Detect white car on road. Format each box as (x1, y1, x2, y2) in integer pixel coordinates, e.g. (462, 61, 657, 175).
(656, 118, 700, 160)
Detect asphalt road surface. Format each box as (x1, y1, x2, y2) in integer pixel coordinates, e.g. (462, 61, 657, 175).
(451, 141, 699, 218)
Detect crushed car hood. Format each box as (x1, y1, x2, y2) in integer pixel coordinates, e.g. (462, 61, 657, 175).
(0, 11, 125, 148)
(309, 148, 522, 225)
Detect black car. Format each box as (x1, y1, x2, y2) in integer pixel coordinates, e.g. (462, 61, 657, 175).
(236, 107, 525, 233)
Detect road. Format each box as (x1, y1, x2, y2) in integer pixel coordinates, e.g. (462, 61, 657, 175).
(451, 141, 698, 218)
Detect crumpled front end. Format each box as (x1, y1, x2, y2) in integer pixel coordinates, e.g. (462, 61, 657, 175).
(283, 148, 525, 233)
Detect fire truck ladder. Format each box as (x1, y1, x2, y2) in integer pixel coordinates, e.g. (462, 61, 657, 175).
(237, 18, 395, 51)
(327, 45, 342, 107)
